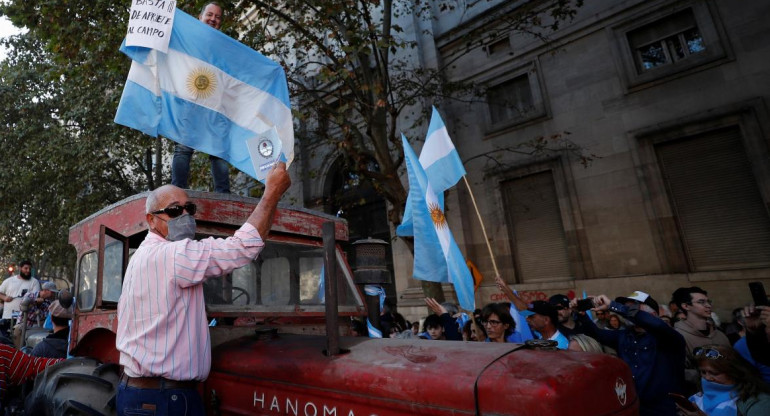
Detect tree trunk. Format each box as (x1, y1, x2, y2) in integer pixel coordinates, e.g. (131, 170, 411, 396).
(154, 137, 163, 189)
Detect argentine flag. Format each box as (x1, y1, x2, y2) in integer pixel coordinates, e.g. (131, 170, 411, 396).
(397, 106, 465, 236)
(115, 9, 293, 182)
(402, 135, 475, 311)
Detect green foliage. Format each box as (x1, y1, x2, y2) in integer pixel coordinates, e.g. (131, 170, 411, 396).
(0, 0, 585, 278)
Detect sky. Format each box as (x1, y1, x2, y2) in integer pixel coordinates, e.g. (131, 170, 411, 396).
(0, 16, 24, 61)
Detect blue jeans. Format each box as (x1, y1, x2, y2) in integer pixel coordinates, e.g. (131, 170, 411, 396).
(171, 144, 230, 193)
(117, 382, 204, 416)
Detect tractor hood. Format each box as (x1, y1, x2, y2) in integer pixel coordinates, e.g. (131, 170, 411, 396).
(205, 333, 637, 415)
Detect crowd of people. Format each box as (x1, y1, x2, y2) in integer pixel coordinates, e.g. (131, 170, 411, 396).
(359, 283, 770, 416)
(0, 260, 75, 410)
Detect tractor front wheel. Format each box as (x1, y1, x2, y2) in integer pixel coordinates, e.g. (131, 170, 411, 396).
(25, 357, 120, 416)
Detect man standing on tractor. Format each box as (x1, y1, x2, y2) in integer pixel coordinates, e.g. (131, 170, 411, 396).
(170, 1, 231, 193)
(116, 163, 290, 416)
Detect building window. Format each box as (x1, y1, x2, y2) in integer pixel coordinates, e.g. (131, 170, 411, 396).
(486, 37, 511, 56)
(611, 2, 729, 90)
(487, 74, 534, 125)
(484, 63, 547, 133)
(654, 127, 770, 271)
(628, 9, 706, 73)
(501, 170, 573, 282)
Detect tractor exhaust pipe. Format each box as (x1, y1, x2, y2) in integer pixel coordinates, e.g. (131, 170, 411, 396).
(323, 221, 340, 356)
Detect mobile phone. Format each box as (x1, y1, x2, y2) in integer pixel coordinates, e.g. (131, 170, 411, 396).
(668, 393, 697, 412)
(749, 282, 769, 306)
(20, 289, 28, 298)
(576, 298, 594, 312)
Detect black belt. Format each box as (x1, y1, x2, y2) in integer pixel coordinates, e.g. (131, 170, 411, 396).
(121, 374, 199, 390)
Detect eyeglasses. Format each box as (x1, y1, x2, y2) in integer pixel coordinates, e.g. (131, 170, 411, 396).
(694, 347, 723, 360)
(151, 202, 197, 218)
(483, 319, 502, 327)
(690, 299, 713, 306)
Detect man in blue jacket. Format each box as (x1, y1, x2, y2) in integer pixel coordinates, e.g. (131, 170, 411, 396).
(574, 291, 686, 416)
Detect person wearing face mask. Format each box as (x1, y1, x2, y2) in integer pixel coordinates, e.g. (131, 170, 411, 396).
(170, 2, 231, 193)
(116, 163, 290, 416)
(677, 344, 770, 416)
(0, 260, 41, 338)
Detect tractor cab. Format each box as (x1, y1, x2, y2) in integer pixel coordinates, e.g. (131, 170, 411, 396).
(67, 191, 365, 363)
(54, 191, 640, 416)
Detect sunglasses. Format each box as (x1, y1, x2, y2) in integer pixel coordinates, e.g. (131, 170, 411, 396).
(694, 347, 723, 360)
(483, 319, 502, 327)
(151, 202, 197, 218)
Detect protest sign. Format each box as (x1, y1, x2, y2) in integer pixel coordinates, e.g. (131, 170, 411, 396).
(126, 0, 177, 53)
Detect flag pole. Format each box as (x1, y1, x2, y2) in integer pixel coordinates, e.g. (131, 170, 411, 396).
(462, 176, 500, 277)
(462, 175, 502, 342)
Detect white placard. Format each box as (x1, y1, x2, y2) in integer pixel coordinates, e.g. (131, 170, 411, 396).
(246, 127, 286, 184)
(125, 0, 177, 53)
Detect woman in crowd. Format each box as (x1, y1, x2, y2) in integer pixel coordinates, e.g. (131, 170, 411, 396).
(462, 319, 486, 341)
(481, 303, 517, 343)
(568, 334, 606, 353)
(677, 344, 770, 416)
(608, 313, 624, 330)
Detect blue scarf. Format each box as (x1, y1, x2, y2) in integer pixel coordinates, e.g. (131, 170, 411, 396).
(699, 378, 737, 416)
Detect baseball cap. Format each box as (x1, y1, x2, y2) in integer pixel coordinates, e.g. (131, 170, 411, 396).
(548, 294, 570, 309)
(41, 282, 59, 292)
(48, 300, 73, 319)
(615, 291, 659, 313)
(526, 300, 559, 325)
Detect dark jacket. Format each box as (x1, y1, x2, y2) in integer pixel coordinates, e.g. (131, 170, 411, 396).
(579, 302, 686, 416)
(31, 328, 68, 359)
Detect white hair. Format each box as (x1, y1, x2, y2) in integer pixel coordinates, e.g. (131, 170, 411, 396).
(145, 185, 181, 214)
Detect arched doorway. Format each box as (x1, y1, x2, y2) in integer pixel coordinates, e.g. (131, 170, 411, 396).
(323, 158, 395, 300)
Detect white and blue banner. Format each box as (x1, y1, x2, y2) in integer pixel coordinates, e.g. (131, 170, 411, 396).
(397, 106, 465, 236)
(115, 9, 294, 183)
(367, 318, 383, 338)
(401, 134, 475, 311)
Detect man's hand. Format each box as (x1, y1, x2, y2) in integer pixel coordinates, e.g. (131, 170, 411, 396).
(264, 162, 291, 199)
(742, 305, 770, 333)
(494, 275, 506, 292)
(591, 295, 612, 312)
(425, 298, 447, 315)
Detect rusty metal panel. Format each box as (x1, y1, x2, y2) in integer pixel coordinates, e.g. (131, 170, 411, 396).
(69, 192, 348, 256)
(206, 334, 638, 416)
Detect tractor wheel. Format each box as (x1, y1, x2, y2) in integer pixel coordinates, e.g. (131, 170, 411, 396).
(25, 357, 120, 416)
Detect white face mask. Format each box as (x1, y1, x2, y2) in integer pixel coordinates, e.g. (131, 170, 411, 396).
(165, 213, 197, 241)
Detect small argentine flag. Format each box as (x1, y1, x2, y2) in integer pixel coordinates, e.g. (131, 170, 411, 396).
(115, 9, 293, 183)
(397, 106, 466, 236)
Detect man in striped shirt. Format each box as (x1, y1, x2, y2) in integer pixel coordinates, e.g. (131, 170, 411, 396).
(116, 162, 290, 416)
(0, 343, 63, 410)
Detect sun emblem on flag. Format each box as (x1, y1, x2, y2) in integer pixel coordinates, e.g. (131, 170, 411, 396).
(428, 202, 447, 229)
(186, 67, 217, 100)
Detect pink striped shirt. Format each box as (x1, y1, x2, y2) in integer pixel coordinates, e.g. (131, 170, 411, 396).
(117, 223, 264, 381)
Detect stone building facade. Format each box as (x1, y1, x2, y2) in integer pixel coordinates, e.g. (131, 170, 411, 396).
(288, 0, 770, 322)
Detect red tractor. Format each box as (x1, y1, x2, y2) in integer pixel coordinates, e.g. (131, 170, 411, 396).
(25, 191, 639, 415)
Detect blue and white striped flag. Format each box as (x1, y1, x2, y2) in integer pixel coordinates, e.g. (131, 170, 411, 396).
(397, 106, 466, 236)
(401, 134, 475, 311)
(367, 318, 383, 338)
(115, 9, 293, 183)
